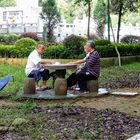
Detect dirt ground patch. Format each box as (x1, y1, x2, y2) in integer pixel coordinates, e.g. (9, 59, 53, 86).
(27, 106, 140, 139)
(0, 100, 17, 107)
(37, 88, 140, 116)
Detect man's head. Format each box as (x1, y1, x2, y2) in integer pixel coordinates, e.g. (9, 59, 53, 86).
(84, 40, 95, 53)
(36, 43, 45, 55)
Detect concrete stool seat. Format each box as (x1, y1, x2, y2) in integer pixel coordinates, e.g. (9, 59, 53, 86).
(87, 79, 98, 94)
(23, 77, 35, 94)
(54, 78, 67, 96)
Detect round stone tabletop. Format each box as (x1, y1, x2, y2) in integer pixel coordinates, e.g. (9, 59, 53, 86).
(44, 64, 77, 70)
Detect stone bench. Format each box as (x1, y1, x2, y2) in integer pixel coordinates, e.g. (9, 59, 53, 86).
(87, 79, 98, 94)
(23, 77, 35, 94)
(54, 78, 67, 96)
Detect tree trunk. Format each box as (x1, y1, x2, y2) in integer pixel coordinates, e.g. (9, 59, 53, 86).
(107, 0, 110, 41)
(110, 16, 121, 66)
(87, 1, 91, 39)
(117, 3, 123, 43)
(43, 26, 47, 41)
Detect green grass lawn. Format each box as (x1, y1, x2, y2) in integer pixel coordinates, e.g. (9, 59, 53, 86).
(0, 62, 140, 96)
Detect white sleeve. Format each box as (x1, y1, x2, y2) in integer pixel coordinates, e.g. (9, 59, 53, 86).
(30, 54, 41, 65)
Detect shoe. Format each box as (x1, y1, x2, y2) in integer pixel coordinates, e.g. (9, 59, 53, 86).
(36, 87, 42, 91)
(41, 87, 48, 91)
(75, 87, 80, 91)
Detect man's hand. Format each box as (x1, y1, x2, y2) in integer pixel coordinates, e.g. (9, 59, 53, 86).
(40, 60, 54, 64)
(67, 62, 75, 64)
(46, 60, 55, 64)
(75, 68, 81, 74)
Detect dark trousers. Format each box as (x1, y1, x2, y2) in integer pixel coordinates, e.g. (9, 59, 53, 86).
(67, 71, 97, 92)
(28, 69, 49, 81)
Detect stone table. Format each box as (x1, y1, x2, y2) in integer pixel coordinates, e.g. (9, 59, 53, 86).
(44, 63, 77, 96)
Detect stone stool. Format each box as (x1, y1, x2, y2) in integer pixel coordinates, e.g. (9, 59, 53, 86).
(87, 79, 98, 94)
(54, 78, 67, 96)
(23, 77, 35, 94)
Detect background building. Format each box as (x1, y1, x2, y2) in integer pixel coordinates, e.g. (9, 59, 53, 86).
(0, 0, 139, 42)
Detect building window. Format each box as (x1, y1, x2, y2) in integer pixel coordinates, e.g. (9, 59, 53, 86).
(3, 12, 7, 21)
(60, 25, 63, 27)
(9, 11, 19, 17)
(8, 11, 21, 22)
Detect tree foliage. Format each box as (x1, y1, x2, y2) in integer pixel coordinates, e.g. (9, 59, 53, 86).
(110, 0, 140, 42)
(75, 0, 93, 39)
(0, 0, 15, 7)
(93, 0, 107, 37)
(40, 0, 61, 43)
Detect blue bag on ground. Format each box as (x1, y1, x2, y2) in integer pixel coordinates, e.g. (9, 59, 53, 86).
(0, 75, 13, 91)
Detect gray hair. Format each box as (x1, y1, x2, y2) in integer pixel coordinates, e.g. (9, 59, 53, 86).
(36, 42, 45, 48)
(86, 40, 96, 48)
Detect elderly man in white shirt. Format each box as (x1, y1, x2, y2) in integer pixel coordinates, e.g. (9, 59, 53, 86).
(25, 43, 53, 91)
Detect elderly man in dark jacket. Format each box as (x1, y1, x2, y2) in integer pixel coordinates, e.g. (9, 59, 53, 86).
(67, 40, 100, 92)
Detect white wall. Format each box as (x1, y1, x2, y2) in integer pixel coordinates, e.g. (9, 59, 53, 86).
(16, 0, 38, 9)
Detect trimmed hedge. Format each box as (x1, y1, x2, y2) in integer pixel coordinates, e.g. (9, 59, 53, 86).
(94, 39, 111, 46)
(0, 43, 140, 58)
(0, 45, 34, 58)
(96, 43, 140, 57)
(44, 44, 67, 59)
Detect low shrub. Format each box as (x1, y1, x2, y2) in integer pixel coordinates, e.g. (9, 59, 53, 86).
(112, 43, 140, 56)
(120, 35, 140, 43)
(15, 38, 37, 48)
(63, 34, 86, 58)
(0, 34, 19, 44)
(20, 32, 39, 41)
(7, 34, 19, 44)
(44, 44, 67, 59)
(0, 44, 34, 58)
(0, 45, 17, 58)
(96, 43, 140, 57)
(94, 39, 111, 46)
(0, 34, 6, 44)
(0, 43, 140, 58)
(96, 45, 116, 57)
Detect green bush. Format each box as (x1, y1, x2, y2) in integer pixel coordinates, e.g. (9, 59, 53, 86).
(120, 35, 140, 43)
(0, 44, 34, 58)
(0, 34, 6, 44)
(0, 45, 16, 57)
(63, 34, 86, 58)
(0, 43, 140, 58)
(94, 39, 111, 46)
(7, 34, 19, 44)
(44, 44, 67, 59)
(112, 43, 140, 56)
(96, 43, 140, 58)
(96, 45, 116, 57)
(15, 37, 37, 48)
(0, 34, 19, 45)
(20, 32, 39, 41)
